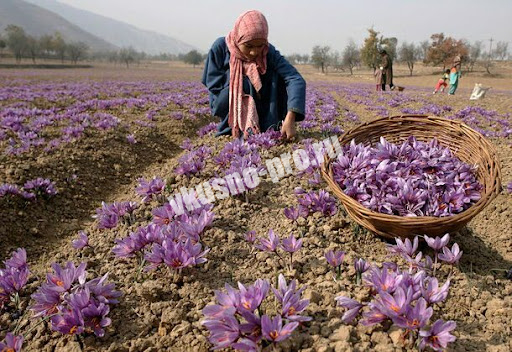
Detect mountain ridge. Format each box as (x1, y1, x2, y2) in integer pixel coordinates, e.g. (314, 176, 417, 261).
(0, 0, 117, 52)
(25, 0, 198, 55)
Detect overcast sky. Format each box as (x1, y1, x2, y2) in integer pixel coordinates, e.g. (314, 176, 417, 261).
(58, 0, 512, 54)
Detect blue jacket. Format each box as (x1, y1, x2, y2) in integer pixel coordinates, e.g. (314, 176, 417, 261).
(201, 37, 306, 136)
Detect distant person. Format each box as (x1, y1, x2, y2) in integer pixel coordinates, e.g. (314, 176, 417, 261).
(201, 10, 306, 140)
(449, 55, 462, 95)
(433, 69, 451, 94)
(379, 49, 394, 91)
(374, 66, 383, 91)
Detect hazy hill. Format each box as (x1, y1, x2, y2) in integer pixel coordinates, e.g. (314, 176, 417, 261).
(0, 0, 116, 52)
(25, 0, 198, 55)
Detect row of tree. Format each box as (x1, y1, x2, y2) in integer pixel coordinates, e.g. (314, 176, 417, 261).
(301, 29, 509, 75)
(0, 24, 200, 67)
(0, 25, 89, 64)
(1, 25, 509, 74)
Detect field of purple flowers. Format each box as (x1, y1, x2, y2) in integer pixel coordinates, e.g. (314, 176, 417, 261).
(1, 65, 511, 352)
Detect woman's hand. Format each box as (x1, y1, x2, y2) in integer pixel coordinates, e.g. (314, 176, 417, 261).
(281, 111, 296, 141)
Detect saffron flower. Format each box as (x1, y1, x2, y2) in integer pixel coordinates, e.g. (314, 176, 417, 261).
(244, 230, 257, 244)
(31, 261, 120, 336)
(254, 229, 279, 252)
(438, 243, 462, 264)
(424, 233, 450, 251)
(335, 296, 364, 323)
(354, 258, 370, 275)
(325, 250, 345, 268)
(0, 332, 24, 352)
(261, 315, 299, 342)
(1, 248, 30, 309)
(393, 297, 432, 330)
(72, 231, 90, 250)
(419, 320, 457, 351)
(281, 233, 302, 253)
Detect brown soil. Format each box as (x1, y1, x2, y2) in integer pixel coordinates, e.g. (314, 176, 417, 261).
(1, 62, 511, 352)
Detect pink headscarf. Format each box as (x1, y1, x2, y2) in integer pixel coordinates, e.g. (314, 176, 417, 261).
(225, 10, 269, 138)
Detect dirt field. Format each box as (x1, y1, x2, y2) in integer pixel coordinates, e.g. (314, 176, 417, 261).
(0, 61, 511, 351)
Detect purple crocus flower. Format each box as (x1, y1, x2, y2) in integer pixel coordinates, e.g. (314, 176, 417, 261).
(364, 267, 403, 293)
(281, 233, 302, 253)
(272, 274, 305, 303)
(232, 338, 259, 352)
(335, 296, 364, 323)
(281, 291, 311, 322)
(394, 297, 432, 331)
(30, 284, 62, 318)
(254, 229, 279, 252)
(46, 262, 87, 292)
(283, 207, 301, 222)
(4, 248, 28, 271)
(0, 332, 24, 352)
(238, 279, 270, 312)
(325, 250, 345, 267)
(438, 243, 462, 264)
(421, 277, 451, 304)
(202, 314, 240, 350)
(261, 315, 299, 342)
(244, 230, 257, 244)
(85, 273, 122, 305)
(424, 233, 450, 251)
(0, 184, 21, 197)
(203, 283, 240, 319)
(419, 319, 457, 351)
(374, 286, 413, 318)
(23, 177, 58, 196)
(83, 302, 112, 337)
(360, 303, 388, 326)
(112, 235, 139, 258)
(387, 236, 419, 259)
(354, 258, 370, 274)
(72, 231, 89, 250)
(51, 308, 85, 335)
(126, 134, 137, 144)
(507, 181, 512, 194)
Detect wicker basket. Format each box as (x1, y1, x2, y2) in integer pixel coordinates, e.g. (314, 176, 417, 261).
(321, 115, 502, 239)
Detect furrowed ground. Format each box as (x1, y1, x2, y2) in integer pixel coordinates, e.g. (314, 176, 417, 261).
(1, 62, 511, 351)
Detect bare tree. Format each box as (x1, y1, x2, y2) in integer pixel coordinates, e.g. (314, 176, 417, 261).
(493, 41, 509, 61)
(5, 25, 28, 63)
(0, 37, 6, 61)
(39, 34, 55, 60)
(419, 40, 429, 62)
(67, 41, 89, 64)
(398, 41, 420, 76)
(26, 36, 41, 64)
(342, 39, 360, 75)
(311, 45, 331, 73)
(119, 47, 137, 68)
(53, 32, 67, 63)
(466, 40, 483, 72)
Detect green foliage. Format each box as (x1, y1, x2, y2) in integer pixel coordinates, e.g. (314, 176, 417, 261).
(360, 28, 380, 70)
(183, 50, 203, 67)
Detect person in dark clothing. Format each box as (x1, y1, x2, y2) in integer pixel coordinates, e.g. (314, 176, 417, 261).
(379, 49, 395, 91)
(201, 10, 306, 139)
